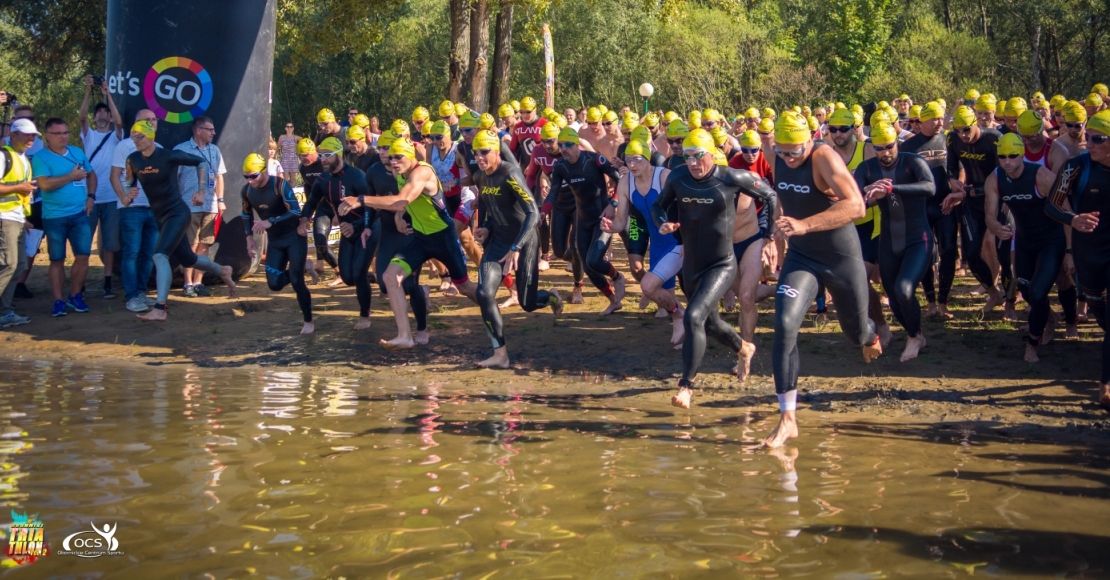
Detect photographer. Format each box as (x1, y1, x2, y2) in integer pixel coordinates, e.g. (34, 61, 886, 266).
(80, 74, 124, 299)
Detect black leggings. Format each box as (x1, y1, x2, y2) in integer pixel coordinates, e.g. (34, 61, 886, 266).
(551, 208, 583, 285)
(923, 204, 958, 304)
(313, 213, 339, 269)
(774, 252, 876, 394)
(339, 226, 377, 317)
(376, 231, 428, 331)
(1016, 237, 1064, 344)
(681, 262, 742, 385)
(266, 232, 312, 322)
(576, 217, 618, 296)
(155, 208, 199, 265)
(1076, 252, 1110, 383)
(537, 213, 551, 256)
(476, 238, 555, 349)
(960, 203, 995, 290)
(879, 240, 930, 338)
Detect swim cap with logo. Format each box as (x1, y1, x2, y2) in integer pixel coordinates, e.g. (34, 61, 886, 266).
(242, 153, 266, 174)
(774, 111, 810, 145)
(996, 132, 1025, 156)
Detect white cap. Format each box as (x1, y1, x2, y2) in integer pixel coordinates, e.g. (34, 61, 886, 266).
(9, 119, 39, 135)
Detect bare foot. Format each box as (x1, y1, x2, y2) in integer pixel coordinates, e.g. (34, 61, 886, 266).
(380, 336, 417, 350)
(970, 284, 985, 296)
(926, 302, 938, 318)
(671, 386, 693, 409)
(500, 291, 519, 309)
(1024, 342, 1040, 363)
(655, 307, 669, 319)
(413, 330, 430, 345)
(862, 336, 883, 363)
(137, 307, 167, 322)
(737, 340, 757, 382)
(1042, 313, 1058, 346)
(1066, 324, 1079, 339)
(301, 321, 316, 335)
(308, 268, 321, 285)
(983, 288, 1003, 313)
(670, 307, 685, 348)
(354, 317, 372, 330)
(328, 276, 346, 287)
(1003, 303, 1019, 322)
(812, 312, 828, 328)
(723, 291, 737, 312)
(438, 278, 453, 293)
(761, 412, 799, 449)
(600, 277, 626, 316)
(477, 348, 511, 369)
(900, 334, 926, 362)
(549, 290, 563, 322)
(443, 284, 460, 297)
(221, 266, 238, 298)
(570, 287, 584, 304)
(937, 304, 954, 320)
(638, 293, 650, 310)
(877, 324, 893, 350)
(538, 258, 550, 272)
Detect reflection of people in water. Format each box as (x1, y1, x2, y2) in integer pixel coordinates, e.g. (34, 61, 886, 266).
(769, 446, 801, 538)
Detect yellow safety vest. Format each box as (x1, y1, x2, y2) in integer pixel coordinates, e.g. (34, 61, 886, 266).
(848, 140, 881, 237)
(0, 145, 33, 216)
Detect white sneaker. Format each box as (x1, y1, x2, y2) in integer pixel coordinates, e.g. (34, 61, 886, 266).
(126, 297, 151, 313)
(143, 296, 157, 306)
(0, 311, 30, 328)
(538, 259, 550, 271)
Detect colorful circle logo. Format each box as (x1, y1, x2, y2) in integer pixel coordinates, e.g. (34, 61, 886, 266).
(143, 57, 213, 124)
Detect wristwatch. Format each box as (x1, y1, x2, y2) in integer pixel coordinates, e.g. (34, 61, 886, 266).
(609, 197, 619, 207)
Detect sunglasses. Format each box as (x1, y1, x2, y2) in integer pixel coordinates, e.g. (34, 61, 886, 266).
(701, 122, 717, 128)
(828, 126, 852, 134)
(684, 150, 709, 162)
(476, 148, 494, 156)
(388, 154, 408, 161)
(625, 155, 646, 163)
(740, 147, 761, 154)
(1065, 122, 1084, 129)
(873, 143, 896, 151)
(775, 147, 805, 159)
(602, 121, 613, 126)
(430, 135, 445, 141)
(746, 118, 760, 123)
(1090, 134, 1110, 145)
(998, 154, 1022, 159)
(243, 173, 261, 180)
(285, 125, 294, 129)
(347, 139, 361, 145)
(319, 151, 339, 160)
(460, 127, 475, 133)
(668, 139, 684, 146)
(559, 142, 577, 149)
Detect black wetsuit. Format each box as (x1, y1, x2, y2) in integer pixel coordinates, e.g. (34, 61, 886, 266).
(665, 155, 685, 171)
(1047, 153, 1110, 381)
(902, 131, 956, 305)
(854, 153, 935, 338)
(346, 151, 378, 174)
(947, 128, 1006, 291)
(303, 164, 376, 317)
(474, 161, 557, 348)
(773, 145, 878, 395)
(300, 158, 337, 269)
(532, 147, 582, 287)
(366, 161, 427, 331)
(128, 148, 205, 266)
(997, 162, 1064, 343)
(241, 176, 311, 322)
(652, 164, 777, 386)
(549, 151, 623, 296)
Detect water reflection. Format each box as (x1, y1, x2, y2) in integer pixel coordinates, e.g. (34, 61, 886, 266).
(0, 360, 1102, 577)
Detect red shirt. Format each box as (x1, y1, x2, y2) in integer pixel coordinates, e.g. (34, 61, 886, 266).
(509, 118, 548, 168)
(728, 150, 773, 181)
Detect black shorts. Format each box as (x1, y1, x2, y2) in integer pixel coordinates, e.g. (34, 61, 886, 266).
(389, 226, 469, 284)
(855, 222, 878, 264)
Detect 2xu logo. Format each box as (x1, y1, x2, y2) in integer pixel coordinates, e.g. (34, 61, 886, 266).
(59, 522, 123, 559)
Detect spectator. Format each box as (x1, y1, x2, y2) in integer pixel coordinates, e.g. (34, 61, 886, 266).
(0, 118, 36, 327)
(79, 75, 124, 299)
(173, 116, 226, 297)
(344, 108, 358, 130)
(369, 116, 382, 137)
(277, 122, 299, 178)
(110, 110, 160, 313)
(565, 108, 581, 131)
(266, 136, 284, 179)
(5, 105, 44, 299)
(4, 105, 43, 157)
(31, 117, 95, 318)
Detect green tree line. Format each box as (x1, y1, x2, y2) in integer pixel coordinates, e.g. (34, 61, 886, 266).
(2, 0, 1106, 134)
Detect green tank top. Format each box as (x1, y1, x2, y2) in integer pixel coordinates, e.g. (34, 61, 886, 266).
(397, 162, 450, 235)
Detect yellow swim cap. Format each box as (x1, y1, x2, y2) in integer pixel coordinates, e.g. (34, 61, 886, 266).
(377, 130, 397, 149)
(472, 129, 500, 151)
(1031, 91, 1046, 104)
(802, 105, 812, 117)
(743, 107, 760, 119)
(459, 110, 481, 129)
(702, 108, 721, 122)
(428, 120, 451, 139)
(1092, 83, 1109, 98)
(908, 105, 922, 120)
(554, 114, 568, 129)
(757, 117, 775, 134)
(1085, 93, 1104, 107)
(775, 111, 811, 145)
(540, 122, 561, 140)
(739, 130, 761, 148)
(1050, 94, 1067, 110)
(558, 127, 580, 145)
(585, 107, 602, 123)
(597, 104, 609, 115)
(479, 113, 497, 130)
(391, 119, 410, 137)
(835, 102, 847, 110)
(828, 107, 857, 127)
(354, 113, 370, 129)
(511, 100, 521, 112)
(709, 126, 729, 147)
(806, 115, 819, 131)
(542, 107, 556, 119)
(631, 125, 652, 144)
(319, 136, 344, 153)
(1017, 110, 1044, 137)
(316, 108, 336, 123)
(130, 120, 155, 140)
(242, 153, 266, 174)
(388, 137, 417, 160)
(952, 105, 977, 128)
(666, 120, 690, 140)
(642, 112, 660, 128)
(663, 111, 680, 123)
(936, 98, 947, 110)
(762, 107, 777, 120)
(454, 102, 468, 117)
(997, 99, 1008, 117)
(964, 88, 981, 102)
(624, 111, 640, 125)
(496, 103, 515, 119)
(870, 122, 898, 147)
(412, 106, 430, 123)
(996, 132, 1025, 156)
(623, 119, 640, 134)
(624, 138, 648, 159)
(919, 102, 945, 122)
(438, 100, 454, 118)
(713, 149, 728, 166)
(974, 95, 997, 113)
(1063, 101, 1088, 123)
(603, 110, 618, 123)
(295, 137, 316, 155)
(687, 110, 702, 127)
(870, 110, 891, 127)
(346, 125, 366, 142)
(1006, 97, 1028, 118)
(878, 100, 891, 110)
(1087, 109, 1110, 136)
(682, 128, 716, 152)
(520, 96, 538, 112)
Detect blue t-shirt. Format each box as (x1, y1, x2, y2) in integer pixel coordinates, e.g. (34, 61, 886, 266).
(32, 145, 92, 219)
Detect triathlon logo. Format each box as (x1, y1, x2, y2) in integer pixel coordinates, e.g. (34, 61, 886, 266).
(143, 56, 213, 124)
(4, 511, 48, 566)
(59, 522, 123, 559)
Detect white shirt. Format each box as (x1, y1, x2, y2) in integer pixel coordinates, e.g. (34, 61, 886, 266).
(81, 126, 122, 204)
(266, 158, 282, 177)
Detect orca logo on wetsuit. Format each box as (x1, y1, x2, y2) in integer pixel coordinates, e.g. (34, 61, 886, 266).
(778, 182, 811, 194)
(1002, 193, 1034, 201)
(680, 196, 714, 204)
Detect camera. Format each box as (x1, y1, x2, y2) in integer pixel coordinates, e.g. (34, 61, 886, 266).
(92, 76, 104, 87)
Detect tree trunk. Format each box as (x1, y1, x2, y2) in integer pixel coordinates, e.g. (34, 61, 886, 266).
(1029, 22, 1041, 93)
(489, 1, 514, 110)
(942, 0, 951, 29)
(448, 0, 471, 102)
(464, 0, 491, 111)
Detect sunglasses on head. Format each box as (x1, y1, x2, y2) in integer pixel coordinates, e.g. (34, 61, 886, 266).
(873, 143, 896, 151)
(998, 153, 1022, 159)
(740, 147, 761, 154)
(243, 173, 261, 180)
(1090, 134, 1110, 145)
(828, 126, 852, 134)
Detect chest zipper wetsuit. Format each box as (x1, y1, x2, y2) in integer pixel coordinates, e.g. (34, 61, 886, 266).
(242, 176, 311, 322)
(902, 132, 956, 306)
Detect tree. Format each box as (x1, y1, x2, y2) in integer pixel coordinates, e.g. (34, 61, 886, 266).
(489, 0, 515, 109)
(448, 0, 471, 101)
(465, 0, 491, 111)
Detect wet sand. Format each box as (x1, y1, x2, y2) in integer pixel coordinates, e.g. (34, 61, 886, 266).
(3, 248, 1108, 447)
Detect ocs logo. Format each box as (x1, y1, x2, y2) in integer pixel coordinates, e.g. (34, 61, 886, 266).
(142, 56, 213, 124)
(59, 522, 123, 559)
